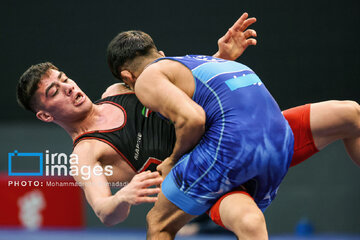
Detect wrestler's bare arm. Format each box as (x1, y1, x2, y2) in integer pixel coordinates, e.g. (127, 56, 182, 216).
(135, 61, 205, 167)
(72, 140, 162, 226)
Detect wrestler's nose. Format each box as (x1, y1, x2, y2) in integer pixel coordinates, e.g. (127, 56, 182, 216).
(64, 84, 74, 96)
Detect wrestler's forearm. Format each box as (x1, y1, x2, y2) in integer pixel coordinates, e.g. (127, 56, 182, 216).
(93, 195, 131, 226)
(92, 171, 162, 226)
(170, 116, 205, 162)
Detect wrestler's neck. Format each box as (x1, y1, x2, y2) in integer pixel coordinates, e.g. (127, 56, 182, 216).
(60, 103, 124, 140)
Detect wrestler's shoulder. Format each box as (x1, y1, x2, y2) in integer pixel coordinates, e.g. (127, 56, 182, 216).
(73, 139, 111, 163)
(101, 83, 134, 98)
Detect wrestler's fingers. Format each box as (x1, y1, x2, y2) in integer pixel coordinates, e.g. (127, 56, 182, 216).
(140, 177, 163, 188)
(239, 17, 257, 32)
(230, 12, 248, 31)
(220, 29, 233, 43)
(135, 171, 160, 181)
(141, 171, 160, 180)
(135, 196, 158, 204)
(133, 170, 151, 179)
(246, 38, 257, 46)
(140, 187, 161, 196)
(244, 29, 257, 39)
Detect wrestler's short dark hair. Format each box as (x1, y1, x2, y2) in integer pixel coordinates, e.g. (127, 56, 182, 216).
(17, 62, 58, 113)
(107, 30, 157, 80)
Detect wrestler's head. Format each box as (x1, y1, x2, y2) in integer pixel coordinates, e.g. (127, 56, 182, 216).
(107, 30, 164, 89)
(17, 62, 92, 124)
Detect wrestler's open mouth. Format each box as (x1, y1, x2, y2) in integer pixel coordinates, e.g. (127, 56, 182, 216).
(74, 92, 85, 106)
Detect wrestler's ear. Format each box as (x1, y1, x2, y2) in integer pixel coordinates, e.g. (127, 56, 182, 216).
(120, 70, 136, 89)
(159, 50, 165, 57)
(36, 110, 54, 123)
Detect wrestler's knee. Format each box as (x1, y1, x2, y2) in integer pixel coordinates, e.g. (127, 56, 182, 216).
(235, 210, 266, 238)
(146, 209, 176, 239)
(146, 209, 160, 235)
(224, 204, 266, 239)
(337, 100, 360, 132)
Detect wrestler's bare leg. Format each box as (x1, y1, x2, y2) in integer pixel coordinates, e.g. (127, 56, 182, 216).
(218, 193, 268, 240)
(310, 100, 360, 166)
(146, 192, 196, 240)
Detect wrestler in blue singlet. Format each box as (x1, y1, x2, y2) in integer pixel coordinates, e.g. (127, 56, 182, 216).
(158, 55, 294, 215)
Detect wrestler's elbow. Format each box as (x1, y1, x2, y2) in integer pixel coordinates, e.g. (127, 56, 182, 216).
(98, 211, 127, 227)
(192, 115, 205, 136)
(100, 215, 115, 227)
(94, 207, 113, 226)
(189, 107, 206, 132)
(177, 112, 205, 135)
(101, 216, 121, 227)
(183, 105, 205, 127)
(93, 201, 129, 226)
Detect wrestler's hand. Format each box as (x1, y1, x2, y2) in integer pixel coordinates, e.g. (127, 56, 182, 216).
(117, 171, 162, 205)
(214, 12, 257, 61)
(156, 157, 176, 179)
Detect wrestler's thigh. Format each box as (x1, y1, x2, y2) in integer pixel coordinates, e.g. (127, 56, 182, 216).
(310, 100, 360, 149)
(219, 193, 267, 238)
(146, 192, 196, 236)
